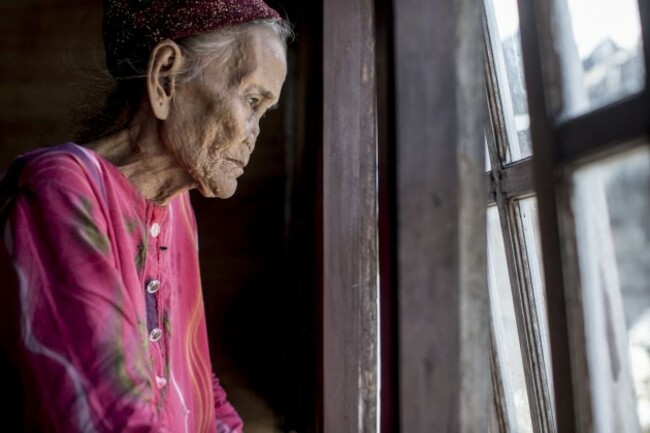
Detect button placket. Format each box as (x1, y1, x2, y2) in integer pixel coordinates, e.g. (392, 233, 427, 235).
(145, 213, 163, 336)
(145, 208, 170, 382)
(144, 215, 163, 345)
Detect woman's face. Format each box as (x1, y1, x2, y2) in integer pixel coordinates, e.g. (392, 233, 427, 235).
(162, 26, 287, 199)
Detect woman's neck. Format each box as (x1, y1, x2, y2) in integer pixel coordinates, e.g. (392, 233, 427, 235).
(86, 126, 196, 206)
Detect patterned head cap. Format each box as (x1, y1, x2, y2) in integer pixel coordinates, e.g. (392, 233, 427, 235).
(103, 0, 281, 77)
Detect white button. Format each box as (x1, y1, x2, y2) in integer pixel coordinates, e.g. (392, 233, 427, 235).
(149, 328, 163, 342)
(150, 223, 161, 238)
(155, 375, 167, 388)
(146, 280, 161, 294)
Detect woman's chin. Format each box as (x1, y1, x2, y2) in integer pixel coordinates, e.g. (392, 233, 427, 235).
(198, 178, 237, 199)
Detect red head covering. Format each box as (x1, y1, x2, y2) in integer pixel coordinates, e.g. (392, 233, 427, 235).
(103, 0, 281, 77)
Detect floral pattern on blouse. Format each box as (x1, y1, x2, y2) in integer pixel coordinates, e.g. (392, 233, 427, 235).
(0, 143, 243, 433)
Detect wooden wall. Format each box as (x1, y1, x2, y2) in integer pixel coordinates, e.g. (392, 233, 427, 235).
(0, 0, 102, 169)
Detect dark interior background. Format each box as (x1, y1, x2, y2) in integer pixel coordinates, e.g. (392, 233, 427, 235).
(0, 1, 322, 432)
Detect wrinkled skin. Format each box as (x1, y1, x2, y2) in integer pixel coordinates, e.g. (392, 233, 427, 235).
(163, 28, 287, 199)
(88, 26, 287, 204)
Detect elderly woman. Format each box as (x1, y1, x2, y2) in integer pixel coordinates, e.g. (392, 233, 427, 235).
(0, 1, 288, 432)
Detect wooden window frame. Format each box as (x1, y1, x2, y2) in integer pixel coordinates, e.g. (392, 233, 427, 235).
(321, 0, 650, 431)
(322, 0, 380, 432)
(392, 0, 490, 431)
(483, 2, 555, 432)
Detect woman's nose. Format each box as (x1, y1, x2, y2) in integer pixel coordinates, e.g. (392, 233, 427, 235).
(251, 121, 260, 140)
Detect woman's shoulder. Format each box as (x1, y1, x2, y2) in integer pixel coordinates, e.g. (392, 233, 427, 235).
(16, 142, 103, 188)
(0, 143, 107, 236)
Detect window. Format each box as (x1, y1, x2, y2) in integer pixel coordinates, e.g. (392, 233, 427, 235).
(484, 1, 555, 432)
(569, 145, 650, 432)
(493, 0, 650, 431)
(385, 0, 649, 430)
(551, 0, 645, 119)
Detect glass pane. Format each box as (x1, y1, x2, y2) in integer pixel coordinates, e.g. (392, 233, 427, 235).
(486, 135, 492, 172)
(553, 0, 645, 118)
(571, 145, 650, 432)
(485, 0, 532, 163)
(515, 198, 556, 421)
(487, 206, 534, 433)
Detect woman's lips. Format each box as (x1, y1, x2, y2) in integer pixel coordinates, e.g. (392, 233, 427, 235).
(225, 158, 245, 176)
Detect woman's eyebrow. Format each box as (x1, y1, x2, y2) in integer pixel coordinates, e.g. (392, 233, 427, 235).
(247, 84, 277, 101)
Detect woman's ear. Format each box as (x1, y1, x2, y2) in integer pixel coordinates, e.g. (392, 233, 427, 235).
(147, 40, 184, 120)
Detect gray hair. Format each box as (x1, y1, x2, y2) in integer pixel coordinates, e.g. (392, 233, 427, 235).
(74, 19, 293, 144)
(178, 19, 293, 83)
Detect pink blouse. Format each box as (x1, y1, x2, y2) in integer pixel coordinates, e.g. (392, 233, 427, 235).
(0, 143, 243, 433)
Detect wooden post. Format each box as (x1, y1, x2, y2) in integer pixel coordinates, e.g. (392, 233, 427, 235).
(393, 0, 489, 431)
(322, 0, 379, 432)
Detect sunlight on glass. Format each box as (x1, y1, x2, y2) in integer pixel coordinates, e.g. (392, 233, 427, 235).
(554, 0, 645, 118)
(486, 135, 492, 172)
(487, 207, 534, 433)
(571, 145, 650, 433)
(516, 198, 556, 422)
(485, 0, 532, 163)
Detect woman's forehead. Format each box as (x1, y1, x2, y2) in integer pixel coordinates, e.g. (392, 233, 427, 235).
(194, 33, 286, 100)
(227, 29, 286, 83)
